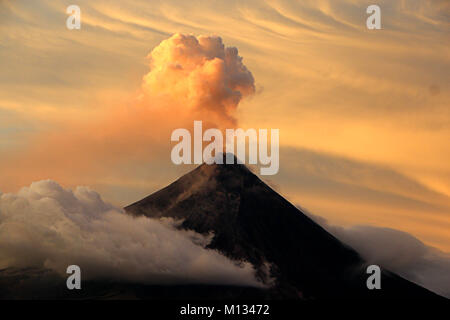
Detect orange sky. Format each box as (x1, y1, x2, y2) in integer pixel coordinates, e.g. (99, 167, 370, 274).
(0, 0, 449, 251)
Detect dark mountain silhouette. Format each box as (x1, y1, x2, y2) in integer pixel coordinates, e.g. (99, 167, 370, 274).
(125, 160, 442, 299)
(0, 160, 444, 300)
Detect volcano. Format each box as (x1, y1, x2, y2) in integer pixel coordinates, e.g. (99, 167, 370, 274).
(125, 160, 441, 299)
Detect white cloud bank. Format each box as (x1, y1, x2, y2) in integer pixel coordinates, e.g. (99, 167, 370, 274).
(304, 210, 450, 298)
(0, 180, 262, 287)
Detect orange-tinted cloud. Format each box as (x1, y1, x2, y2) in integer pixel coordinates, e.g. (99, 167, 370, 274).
(0, 34, 255, 192)
(143, 33, 255, 126)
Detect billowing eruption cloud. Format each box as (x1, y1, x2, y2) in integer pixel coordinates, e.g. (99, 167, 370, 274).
(0, 180, 262, 287)
(142, 33, 255, 125)
(0, 33, 255, 192)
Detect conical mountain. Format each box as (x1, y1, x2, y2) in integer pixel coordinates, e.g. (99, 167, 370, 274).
(125, 160, 442, 299)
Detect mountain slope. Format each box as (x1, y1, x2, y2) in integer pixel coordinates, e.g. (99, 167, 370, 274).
(125, 161, 442, 299)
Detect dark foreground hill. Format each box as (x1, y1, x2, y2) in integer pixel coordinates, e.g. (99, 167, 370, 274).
(0, 267, 270, 300)
(125, 161, 442, 299)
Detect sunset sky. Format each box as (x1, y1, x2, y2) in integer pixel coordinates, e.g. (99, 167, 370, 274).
(0, 0, 449, 252)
